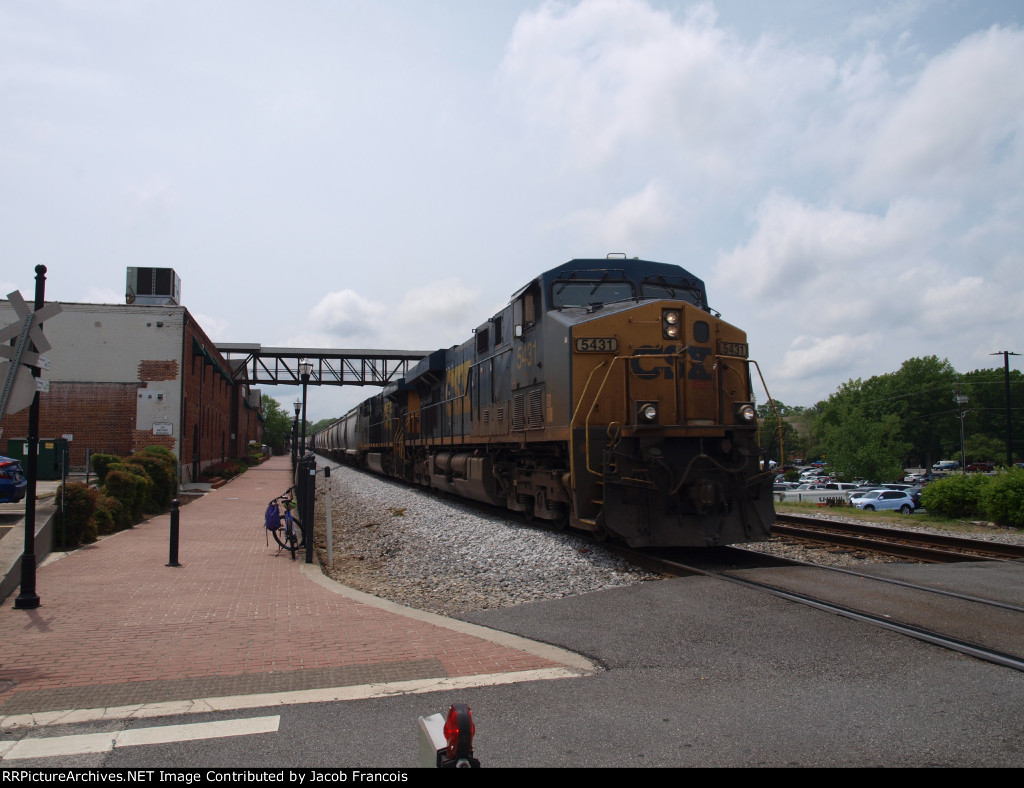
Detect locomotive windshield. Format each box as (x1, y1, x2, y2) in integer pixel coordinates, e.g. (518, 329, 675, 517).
(639, 275, 706, 307)
(549, 269, 707, 309)
(551, 279, 634, 308)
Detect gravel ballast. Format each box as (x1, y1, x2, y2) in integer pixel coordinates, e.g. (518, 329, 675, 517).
(313, 462, 661, 617)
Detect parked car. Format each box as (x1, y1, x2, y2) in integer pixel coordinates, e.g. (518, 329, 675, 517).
(0, 455, 28, 503)
(966, 463, 994, 473)
(849, 489, 916, 514)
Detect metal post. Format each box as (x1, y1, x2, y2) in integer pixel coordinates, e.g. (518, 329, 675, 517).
(991, 351, 1019, 466)
(955, 393, 969, 474)
(14, 265, 47, 610)
(325, 465, 333, 569)
(166, 499, 182, 567)
(292, 399, 300, 472)
(300, 379, 309, 456)
(304, 458, 316, 564)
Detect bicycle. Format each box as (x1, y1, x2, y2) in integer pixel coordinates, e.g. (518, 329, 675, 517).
(264, 488, 304, 559)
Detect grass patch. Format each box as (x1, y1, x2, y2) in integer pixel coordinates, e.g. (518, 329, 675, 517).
(774, 501, 1022, 535)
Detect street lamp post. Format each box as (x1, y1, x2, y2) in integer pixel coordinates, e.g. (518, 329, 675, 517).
(955, 394, 969, 474)
(299, 360, 313, 456)
(292, 398, 300, 468)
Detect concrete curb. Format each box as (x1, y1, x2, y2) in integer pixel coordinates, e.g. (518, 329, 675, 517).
(0, 504, 57, 604)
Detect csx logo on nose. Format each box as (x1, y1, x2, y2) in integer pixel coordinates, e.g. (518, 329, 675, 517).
(631, 345, 712, 381)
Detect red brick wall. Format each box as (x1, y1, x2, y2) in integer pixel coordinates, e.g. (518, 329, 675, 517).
(0, 382, 141, 467)
(139, 360, 179, 381)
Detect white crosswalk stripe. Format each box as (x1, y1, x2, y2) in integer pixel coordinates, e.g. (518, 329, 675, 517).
(1, 715, 280, 761)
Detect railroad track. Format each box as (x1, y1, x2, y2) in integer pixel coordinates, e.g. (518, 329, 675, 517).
(771, 513, 1024, 562)
(609, 542, 1024, 674)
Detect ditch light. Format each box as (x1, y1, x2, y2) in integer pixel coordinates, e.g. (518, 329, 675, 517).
(417, 704, 481, 768)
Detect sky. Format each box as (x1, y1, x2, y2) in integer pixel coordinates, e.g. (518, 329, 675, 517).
(2, 0, 1022, 423)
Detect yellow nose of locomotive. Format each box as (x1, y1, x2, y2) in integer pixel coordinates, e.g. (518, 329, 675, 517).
(568, 301, 769, 546)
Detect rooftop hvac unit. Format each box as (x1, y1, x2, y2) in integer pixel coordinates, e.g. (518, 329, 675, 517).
(126, 267, 182, 306)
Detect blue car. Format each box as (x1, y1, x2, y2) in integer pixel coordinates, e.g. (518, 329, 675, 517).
(0, 456, 28, 503)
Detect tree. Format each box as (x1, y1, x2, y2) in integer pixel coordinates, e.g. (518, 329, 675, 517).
(262, 395, 293, 455)
(757, 401, 805, 465)
(310, 417, 337, 436)
(815, 399, 910, 482)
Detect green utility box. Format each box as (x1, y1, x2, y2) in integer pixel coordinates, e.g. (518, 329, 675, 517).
(5, 438, 70, 481)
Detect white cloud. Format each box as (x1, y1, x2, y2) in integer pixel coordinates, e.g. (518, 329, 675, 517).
(776, 333, 882, 382)
(396, 278, 479, 332)
(304, 279, 480, 351)
(851, 25, 1024, 199)
(307, 289, 387, 342)
(716, 193, 946, 304)
(557, 180, 677, 247)
(501, 0, 836, 183)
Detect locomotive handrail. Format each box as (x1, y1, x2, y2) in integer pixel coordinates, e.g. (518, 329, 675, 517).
(570, 347, 693, 483)
(583, 348, 694, 482)
(567, 358, 611, 496)
(719, 354, 784, 475)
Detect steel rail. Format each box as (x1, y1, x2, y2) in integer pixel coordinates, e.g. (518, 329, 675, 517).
(629, 548, 1024, 674)
(773, 514, 1024, 562)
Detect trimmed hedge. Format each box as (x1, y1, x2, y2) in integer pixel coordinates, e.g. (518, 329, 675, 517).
(920, 468, 1024, 528)
(89, 453, 121, 485)
(57, 482, 99, 547)
(56, 446, 181, 548)
(919, 474, 992, 519)
(980, 469, 1024, 528)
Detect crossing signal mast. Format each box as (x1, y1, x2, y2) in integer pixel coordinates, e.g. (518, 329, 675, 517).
(0, 266, 62, 610)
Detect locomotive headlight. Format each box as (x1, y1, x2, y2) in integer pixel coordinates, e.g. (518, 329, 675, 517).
(662, 310, 682, 339)
(736, 404, 756, 423)
(637, 402, 659, 423)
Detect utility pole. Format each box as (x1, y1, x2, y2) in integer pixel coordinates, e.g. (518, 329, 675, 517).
(990, 351, 1019, 466)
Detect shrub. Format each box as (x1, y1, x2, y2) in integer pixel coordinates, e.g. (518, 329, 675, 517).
(57, 482, 98, 547)
(920, 473, 993, 519)
(104, 465, 152, 524)
(980, 469, 1024, 528)
(90, 453, 121, 485)
(93, 492, 128, 534)
(125, 452, 176, 512)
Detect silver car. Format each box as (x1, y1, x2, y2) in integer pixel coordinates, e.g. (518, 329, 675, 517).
(849, 489, 915, 514)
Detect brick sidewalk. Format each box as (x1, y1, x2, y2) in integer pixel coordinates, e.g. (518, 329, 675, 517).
(0, 456, 580, 719)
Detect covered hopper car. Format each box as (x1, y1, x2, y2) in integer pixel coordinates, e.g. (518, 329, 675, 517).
(312, 256, 775, 547)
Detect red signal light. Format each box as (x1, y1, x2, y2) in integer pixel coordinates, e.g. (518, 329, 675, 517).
(443, 704, 475, 760)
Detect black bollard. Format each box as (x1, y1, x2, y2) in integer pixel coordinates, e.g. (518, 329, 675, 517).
(166, 499, 182, 567)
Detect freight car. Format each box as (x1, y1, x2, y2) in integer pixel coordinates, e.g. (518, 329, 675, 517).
(312, 256, 775, 547)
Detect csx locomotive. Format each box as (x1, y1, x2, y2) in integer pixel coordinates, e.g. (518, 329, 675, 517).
(312, 256, 775, 547)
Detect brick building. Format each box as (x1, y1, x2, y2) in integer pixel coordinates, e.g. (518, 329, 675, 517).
(0, 299, 264, 483)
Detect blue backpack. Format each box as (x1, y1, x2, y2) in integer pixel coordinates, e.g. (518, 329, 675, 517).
(265, 502, 281, 531)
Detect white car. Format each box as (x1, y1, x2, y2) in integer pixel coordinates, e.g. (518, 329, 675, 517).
(849, 489, 916, 514)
